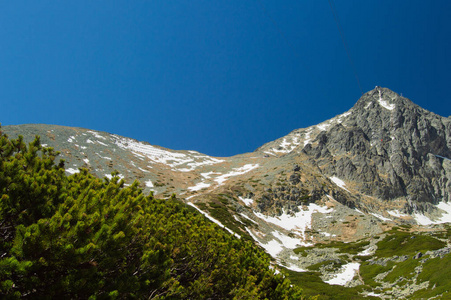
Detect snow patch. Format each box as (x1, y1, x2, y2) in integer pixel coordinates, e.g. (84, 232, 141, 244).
(414, 201, 451, 225)
(246, 228, 283, 257)
(201, 171, 221, 179)
(87, 130, 106, 140)
(272, 231, 302, 249)
(112, 135, 224, 171)
(387, 210, 409, 218)
(357, 246, 375, 256)
(145, 180, 154, 188)
(105, 173, 125, 180)
(370, 213, 392, 222)
(355, 209, 365, 215)
(96, 140, 108, 146)
(324, 262, 360, 286)
(83, 158, 89, 165)
(378, 90, 395, 110)
(281, 263, 306, 272)
(317, 123, 331, 131)
(303, 130, 312, 146)
(239, 213, 258, 224)
(330, 176, 350, 192)
(66, 168, 80, 174)
(214, 164, 259, 185)
(272, 136, 301, 154)
(437, 201, 451, 222)
(96, 153, 111, 160)
(188, 181, 211, 191)
(239, 196, 254, 206)
(253, 203, 333, 242)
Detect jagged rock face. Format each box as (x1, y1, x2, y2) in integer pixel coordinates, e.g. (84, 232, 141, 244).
(300, 87, 451, 210)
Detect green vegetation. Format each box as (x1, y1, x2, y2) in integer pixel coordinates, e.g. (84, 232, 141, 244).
(307, 260, 343, 272)
(374, 230, 445, 257)
(0, 129, 307, 299)
(412, 252, 451, 299)
(282, 269, 375, 300)
(294, 240, 370, 257)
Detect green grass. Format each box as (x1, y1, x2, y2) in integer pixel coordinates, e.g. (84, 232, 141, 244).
(315, 240, 370, 255)
(359, 261, 394, 288)
(410, 252, 451, 299)
(374, 231, 445, 257)
(382, 258, 420, 283)
(282, 268, 376, 300)
(293, 246, 310, 257)
(307, 260, 344, 272)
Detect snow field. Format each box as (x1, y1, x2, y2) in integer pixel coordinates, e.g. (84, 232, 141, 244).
(324, 262, 360, 286)
(412, 201, 451, 225)
(113, 135, 224, 171)
(253, 203, 333, 239)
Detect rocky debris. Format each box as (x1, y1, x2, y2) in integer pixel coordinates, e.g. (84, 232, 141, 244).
(425, 247, 451, 259)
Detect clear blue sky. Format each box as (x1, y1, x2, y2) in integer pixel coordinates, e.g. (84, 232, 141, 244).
(1, 1, 450, 157)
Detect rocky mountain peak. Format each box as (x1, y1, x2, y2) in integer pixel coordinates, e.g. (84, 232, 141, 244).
(353, 86, 414, 113)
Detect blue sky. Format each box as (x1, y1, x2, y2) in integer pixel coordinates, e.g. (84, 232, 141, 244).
(1, 1, 450, 157)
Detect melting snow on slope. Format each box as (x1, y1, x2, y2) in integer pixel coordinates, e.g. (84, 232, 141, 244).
(201, 171, 221, 179)
(66, 168, 80, 174)
(414, 201, 451, 225)
(330, 176, 350, 192)
(145, 180, 154, 188)
(357, 246, 375, 256)
(279, 262, 306, 272)
(96, 153, 112, 160)
(317, 123, 331, 131)
(272, 231, 302, 249)
(239, 196, 254, 206)
(437, 201, 451, 222)
(387, 210, 409, 218)
(324, 263, 360, 286)
(88, 130, 107, 140)
(214, 164, 259, 185)
(239, 213, 257, 224)
(272, 136, 301, 154)
(370, 213, 392, 222)
(113, 136, 224, 171)
(245, 228, 283, 257)
(378, 90, 395, 110)
(188, 181, 211, 191)
(254, 203, 333, 240)
(303, 130, 312, 146)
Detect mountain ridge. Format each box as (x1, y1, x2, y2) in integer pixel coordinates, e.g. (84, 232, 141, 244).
(2, 87, 451, 298)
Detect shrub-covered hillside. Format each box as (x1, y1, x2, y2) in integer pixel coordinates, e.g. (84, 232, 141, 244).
(0, 128, 307, 299)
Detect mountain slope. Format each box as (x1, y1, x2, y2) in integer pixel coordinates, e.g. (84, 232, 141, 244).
(3, 87, 451, 299)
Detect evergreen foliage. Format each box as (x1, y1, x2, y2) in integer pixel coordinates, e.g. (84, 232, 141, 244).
(0, 127, 306, 299)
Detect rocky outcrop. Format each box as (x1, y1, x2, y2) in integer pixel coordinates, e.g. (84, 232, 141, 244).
(300, 87, 451, 212)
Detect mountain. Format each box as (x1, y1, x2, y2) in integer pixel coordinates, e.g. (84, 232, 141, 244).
(3, 87, 451, 299)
